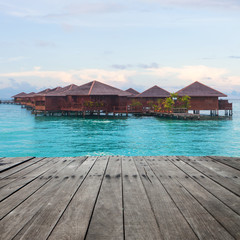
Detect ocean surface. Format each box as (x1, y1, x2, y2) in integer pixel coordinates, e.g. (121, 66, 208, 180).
(0, 100, 240, 157)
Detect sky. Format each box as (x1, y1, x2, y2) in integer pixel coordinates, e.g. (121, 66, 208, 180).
(0, 0, 240, 98)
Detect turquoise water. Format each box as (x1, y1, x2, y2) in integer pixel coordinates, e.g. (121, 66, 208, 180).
(0, 100, 240, 157)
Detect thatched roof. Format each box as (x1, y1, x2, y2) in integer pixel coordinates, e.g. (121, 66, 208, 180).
(137, 85, 170, 98)
(125, 88, 139, 95)
(45, 84, 78, 96)
(65, 81, 131, 97)
(12, 92, 27, 98)
(177, 81, 227, 97)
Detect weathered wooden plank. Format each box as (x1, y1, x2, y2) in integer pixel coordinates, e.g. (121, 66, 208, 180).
(0, 157, 88, 240)
(0, 157, 50, 188)
(0, 157, 18, 163)
(0, 157, 35, 173)
(167, 156, 240, 239)
(146, 156, 235, 240)
(0, 156, 239, 240)
(181, 156, 240, 196)
(0, 157, 45, 179)
(0, 157, 60, 201)
(85, 156, 123, 240)
(48, 156, 108, 240)
(209, 156, 240, 171)
(134, 156, 198, 240)
(0, 157, 75, 220)
(122, 156, 162, 240)
(171, 156, 240, 215)
(10, 157, 90, 240)
(191, 156, 240, 184)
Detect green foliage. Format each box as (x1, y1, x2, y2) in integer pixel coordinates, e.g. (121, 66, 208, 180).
(163, 97, 174, 112)
(178, 95, 191, 109)
(95, 101, 105, 107)
(83, 101, 105, 108)
(157, 99, 164, 105)
(170, 92, 178, 99)
(131, 99, 143, 107)
(151, 94, 190, 113)
(83, 101, 94, 107)
(152, 104, 159, 111)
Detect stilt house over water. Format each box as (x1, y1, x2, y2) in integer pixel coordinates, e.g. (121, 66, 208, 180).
(125, 88, 139, 96)
(134, 85, 170, 107)
(12, 92, 27, 104)
(11, 80, 233, 117)
(34, 85, 77, 112)
(16, 89, 52, 107)
(176, 81, 232, 115)
(31, 88, 53, 109)
(19, 92, 36, 107)
(61, 80, 132, 113)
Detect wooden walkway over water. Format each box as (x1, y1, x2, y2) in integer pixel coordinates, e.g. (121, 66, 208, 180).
(0, 156, 239, 240)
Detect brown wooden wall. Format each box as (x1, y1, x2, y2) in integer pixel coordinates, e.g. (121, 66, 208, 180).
(34, 96, 46, 111)
(20, 94, 230, 112)
(130, 97, 166, 107)
(218, 100, 232, 110)
(189, 97, 218, 110)
(21, 97, 35, 107)
(61, 95, 127, 112)
(45, 97, 67, 111)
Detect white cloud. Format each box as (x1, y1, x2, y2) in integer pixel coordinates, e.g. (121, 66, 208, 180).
(0, 68, 136, 89)
(143, 65, 240, 93)
(150, 65, 228, 82)
(0, 66, 239, 94)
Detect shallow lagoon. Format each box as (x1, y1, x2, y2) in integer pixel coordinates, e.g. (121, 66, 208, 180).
(0, 100, 239, 157)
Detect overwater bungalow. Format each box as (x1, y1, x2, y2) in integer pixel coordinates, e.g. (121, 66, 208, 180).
(62, 80, 132, 114)
(125, 88, 139, 96)
(33, 86, 63, 111)
(13, 89, 52, 107)
(11, 80, 233, 118)
(12, 92, 27, 104)
(19, 92, 36, 107)
(176, 81, 232, 115)
(34, 84, 78, 112)
(27, 88, 52, 108)
(134, 85, 170, 109)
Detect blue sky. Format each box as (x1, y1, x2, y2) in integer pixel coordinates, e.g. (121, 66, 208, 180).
(0, 0, 240, 98)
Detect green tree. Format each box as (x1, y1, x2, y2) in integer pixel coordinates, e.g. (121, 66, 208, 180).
(163, 97, 174, 112)
(170, 92, 178, 100)
(178, 95, 191, 109)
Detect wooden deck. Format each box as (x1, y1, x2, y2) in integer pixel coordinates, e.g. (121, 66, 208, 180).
(0, 156, 239, 240)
